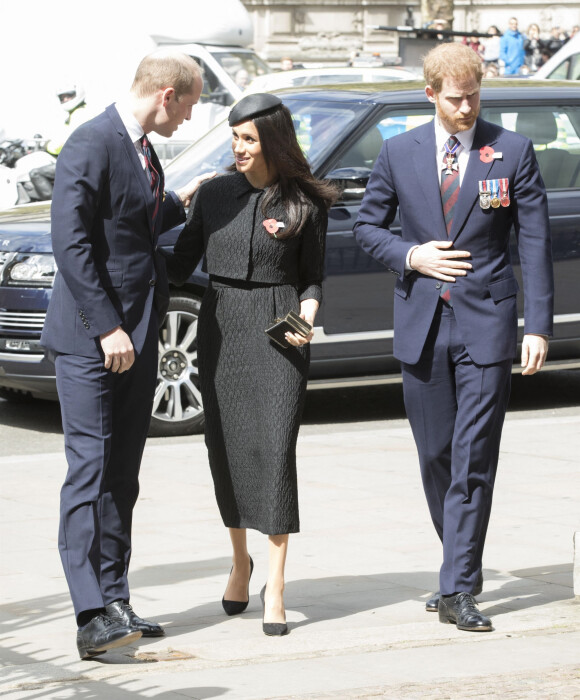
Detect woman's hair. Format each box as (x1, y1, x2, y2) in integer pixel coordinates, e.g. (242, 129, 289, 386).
(231, 104, 339, 238)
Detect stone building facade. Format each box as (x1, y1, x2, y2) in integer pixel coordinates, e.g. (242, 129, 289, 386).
(242, 0, 580, 65)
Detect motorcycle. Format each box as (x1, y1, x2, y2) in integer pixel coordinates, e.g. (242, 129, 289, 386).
(0, 135, 56, 210)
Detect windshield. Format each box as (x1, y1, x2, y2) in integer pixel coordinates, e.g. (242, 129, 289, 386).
(213, 51, 271, 84)
(164, 96, 371, 189)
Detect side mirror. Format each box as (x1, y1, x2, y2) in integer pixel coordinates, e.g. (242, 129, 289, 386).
(327, 167, 372, 202)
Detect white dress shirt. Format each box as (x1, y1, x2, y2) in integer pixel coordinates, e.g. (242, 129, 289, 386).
(434, 117, 476, 187)
(114, 102, 147, 170)
(406, 117, 477, 270)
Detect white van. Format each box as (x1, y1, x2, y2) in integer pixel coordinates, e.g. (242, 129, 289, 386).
(535, 33, 580, 80)
(148, 2, 271, 162)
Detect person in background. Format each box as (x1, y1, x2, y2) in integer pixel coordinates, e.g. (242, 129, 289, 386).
(546, 26, 566, 56)
(481, 26, 502, 70)
(462, 35, 485, 60)
(524, 24, 545, 72)
(483, 62, 499, 78)
(41, 50, 213, 660)
(164, 93, 337, 637)
(280, 57, 294, 71)
(500, 17, 525, 75)
(29, 84, 90, 200)
(354, 42, 553, 633)
(234, 69, 250, 90)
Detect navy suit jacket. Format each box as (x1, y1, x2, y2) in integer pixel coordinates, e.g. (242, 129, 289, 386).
(354, 117, 554, 366)
(41, 104, 186, 358)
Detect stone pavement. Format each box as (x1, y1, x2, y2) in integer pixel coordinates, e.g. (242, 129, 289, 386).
(1, 401, 579, 699)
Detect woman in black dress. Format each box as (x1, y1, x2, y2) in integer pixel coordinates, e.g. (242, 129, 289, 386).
(166, 93, 337, 635)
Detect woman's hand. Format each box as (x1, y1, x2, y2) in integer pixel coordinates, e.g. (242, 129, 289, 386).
(176, 171, 217, 208)
(285, 299, 319, 347)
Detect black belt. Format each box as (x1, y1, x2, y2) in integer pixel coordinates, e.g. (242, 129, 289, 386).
(209, 275, 288, 290)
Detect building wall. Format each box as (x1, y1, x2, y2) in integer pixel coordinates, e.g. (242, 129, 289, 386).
(242, 0, 580, 65)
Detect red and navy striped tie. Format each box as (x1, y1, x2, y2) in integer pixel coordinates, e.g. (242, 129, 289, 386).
(439, 135, 460, 305)
(141, 134, 160, 225)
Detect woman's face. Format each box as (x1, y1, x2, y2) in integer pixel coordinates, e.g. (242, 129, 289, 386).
(231, 120, 271, 185)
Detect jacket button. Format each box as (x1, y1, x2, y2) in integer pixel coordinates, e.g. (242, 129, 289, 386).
(435, 282, 442, 289)
(149, 279, 156, 287)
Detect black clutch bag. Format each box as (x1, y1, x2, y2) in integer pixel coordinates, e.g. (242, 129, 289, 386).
(265, 311, 312, 348)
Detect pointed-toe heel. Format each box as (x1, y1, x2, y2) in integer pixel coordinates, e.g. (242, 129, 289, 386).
(260, 584, 288, 636)
(222, 556, 254, 616)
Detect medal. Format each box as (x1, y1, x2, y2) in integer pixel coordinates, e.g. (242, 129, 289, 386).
(490, 179, 500, 208)
(442, 138, 460, 175)
(499, 178, 510, 207)
(479, 180, 491, 209)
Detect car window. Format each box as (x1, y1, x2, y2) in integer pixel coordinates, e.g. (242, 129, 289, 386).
(480, 105, 580, 189)
(333, 110, 434, 172)
(195, 59, 233, 105)
(546, 54, 580, 80)
(569, 53, 580, 80)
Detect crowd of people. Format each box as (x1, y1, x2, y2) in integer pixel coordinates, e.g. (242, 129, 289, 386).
(460, 17, 578, 77)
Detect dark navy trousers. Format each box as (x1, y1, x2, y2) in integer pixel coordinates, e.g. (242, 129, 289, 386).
(55, 313, 158, 622)
(402, 302, 512, 597)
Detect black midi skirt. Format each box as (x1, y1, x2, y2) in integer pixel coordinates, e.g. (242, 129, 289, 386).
(197, 277, 309, 535)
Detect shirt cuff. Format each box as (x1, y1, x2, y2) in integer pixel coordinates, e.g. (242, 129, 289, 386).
(405, 245, 420, 272)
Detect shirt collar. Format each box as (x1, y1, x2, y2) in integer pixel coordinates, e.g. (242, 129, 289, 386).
(114, 102, 146, 145)
(435, 117, 477, 156)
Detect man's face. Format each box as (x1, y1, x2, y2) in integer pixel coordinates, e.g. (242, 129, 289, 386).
(426, 74, 481, 134)
(155, 75, 203, 137)
(509, 18, 518, 32)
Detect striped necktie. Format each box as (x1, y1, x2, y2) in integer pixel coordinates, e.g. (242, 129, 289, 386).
(141, 134, 160, 224)
(439, 135, 460, 305)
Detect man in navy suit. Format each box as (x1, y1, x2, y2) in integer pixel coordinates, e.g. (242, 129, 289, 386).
(354, 42, 553, 631)
(41, 51, 212, 658)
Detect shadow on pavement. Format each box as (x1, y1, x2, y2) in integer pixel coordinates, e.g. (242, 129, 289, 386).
(302, 369, 580, 425)
(1, 369, 578, 435)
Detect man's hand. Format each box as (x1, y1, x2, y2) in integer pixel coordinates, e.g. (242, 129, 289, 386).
(521, 334, 549, 376)
(176, 171, 217, 208)
(409, 240, 472, 281)
(100, 327, 135, 373)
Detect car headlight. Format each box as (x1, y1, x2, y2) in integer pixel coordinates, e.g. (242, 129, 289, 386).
(7, 253, 57, 287)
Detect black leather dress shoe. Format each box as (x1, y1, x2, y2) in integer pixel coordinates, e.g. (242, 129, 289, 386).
(425, 572, 484, 612)
(105, 600, 165, 637)
(222, 555, 254, 616)
(77, 613, 142, 660)
(438, 592, 493, 631)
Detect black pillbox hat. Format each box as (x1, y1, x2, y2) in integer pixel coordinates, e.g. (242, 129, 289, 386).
(228, 93, 283, 126)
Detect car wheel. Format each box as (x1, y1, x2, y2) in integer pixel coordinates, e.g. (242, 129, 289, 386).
(148, 292, 205, 437)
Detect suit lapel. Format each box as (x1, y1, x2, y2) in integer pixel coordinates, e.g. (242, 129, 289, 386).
(413, 123, 448, 240)
(106, 105, 157, 237)
(450, 119, 500, 241)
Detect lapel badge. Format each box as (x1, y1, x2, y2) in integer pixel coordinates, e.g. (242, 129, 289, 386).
(479, 146, 494, 163)
(263, 219, 285, 238)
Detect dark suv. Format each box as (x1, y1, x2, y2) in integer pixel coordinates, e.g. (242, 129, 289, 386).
(1, 81, 579, 436)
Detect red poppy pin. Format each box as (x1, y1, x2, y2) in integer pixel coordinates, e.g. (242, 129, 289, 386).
(263, 219, 284, 238)
(479, 146, 494, 163)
